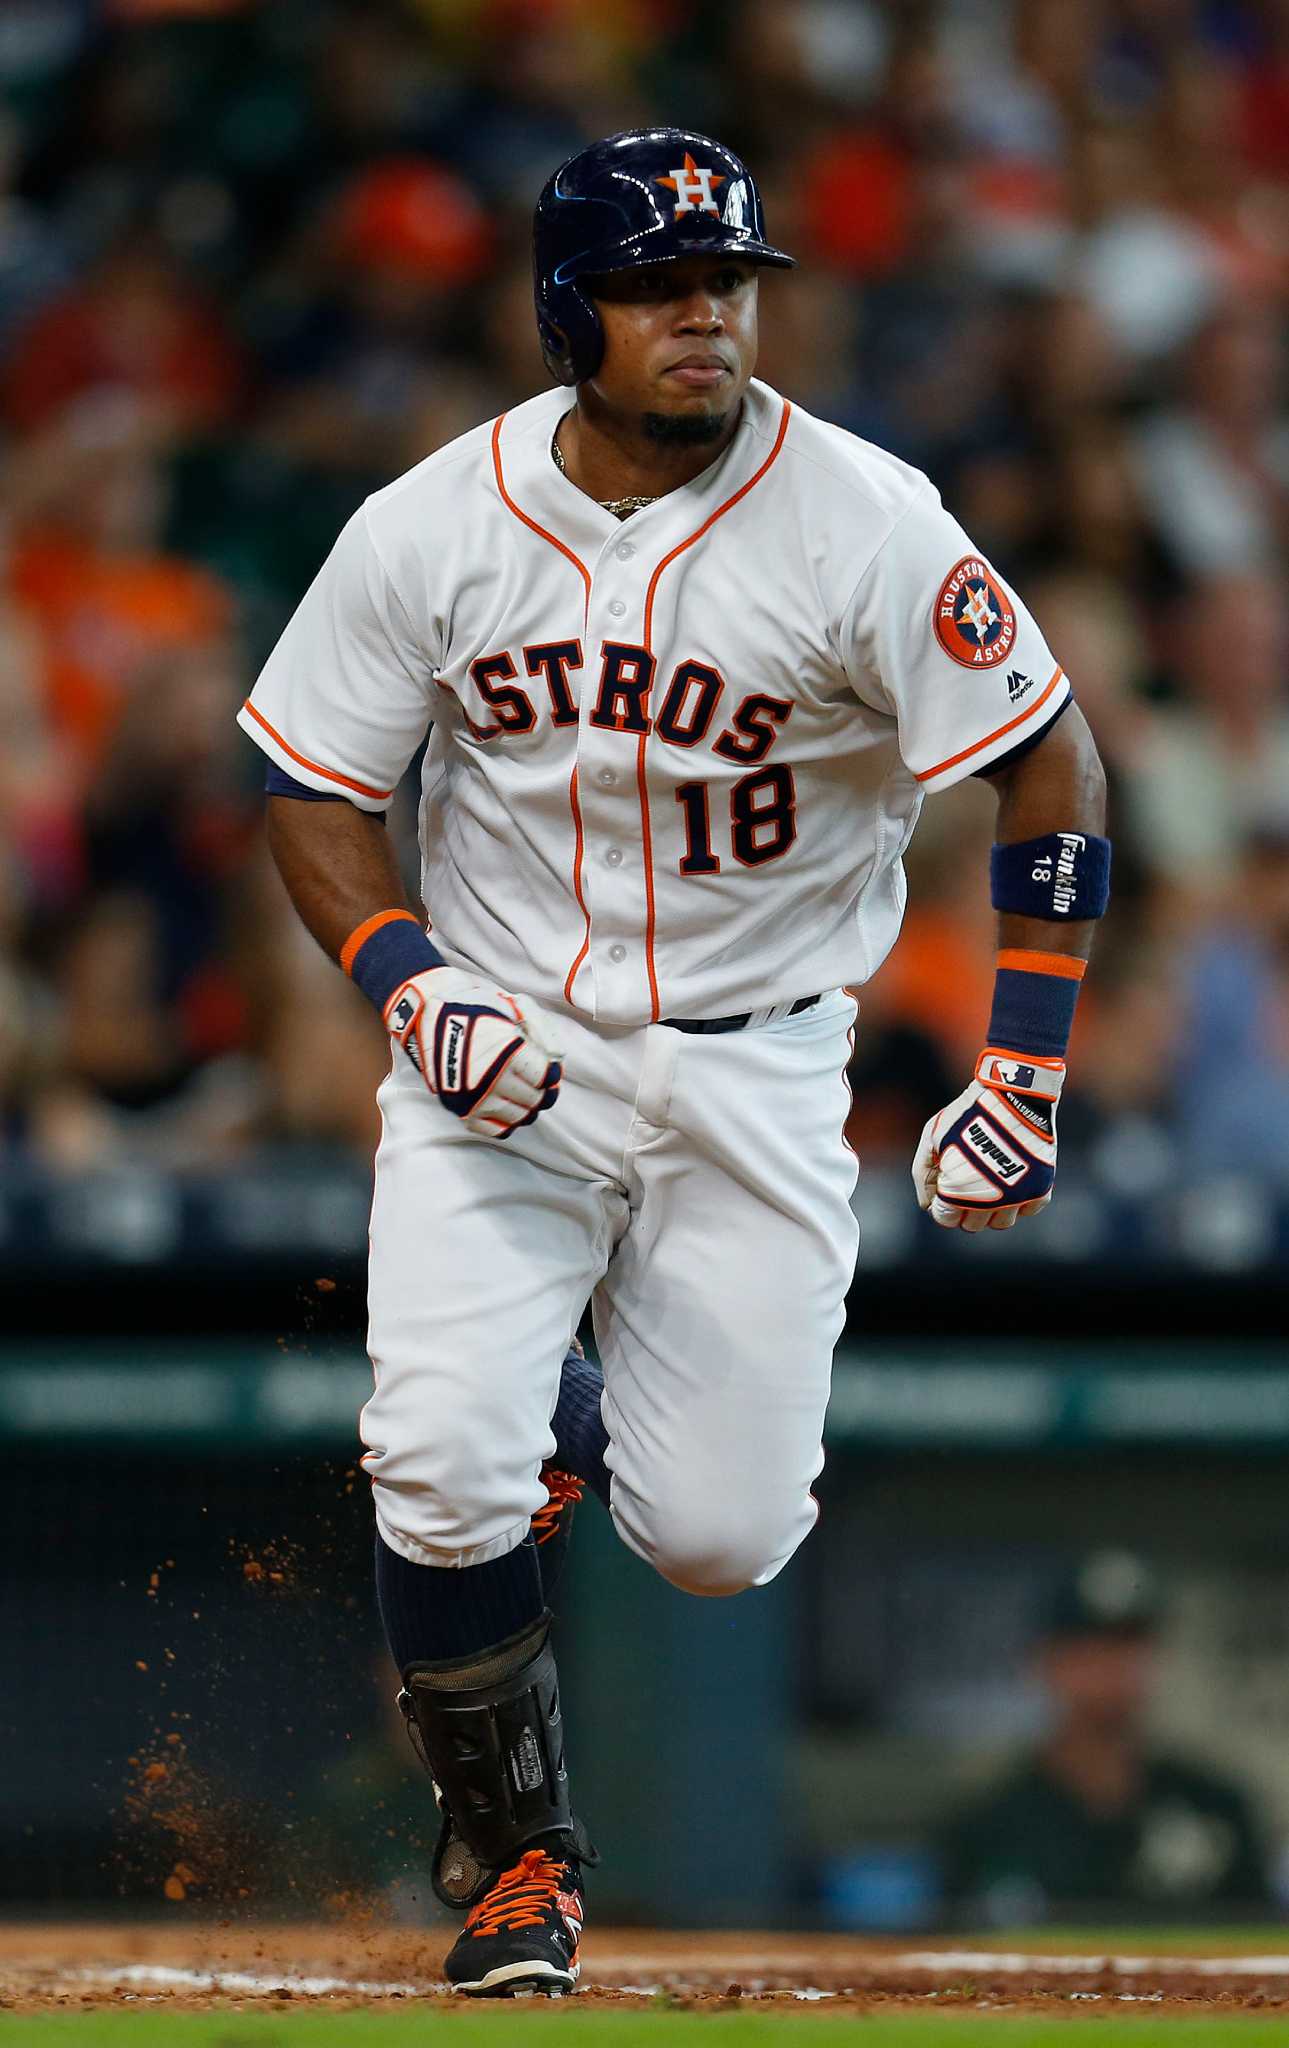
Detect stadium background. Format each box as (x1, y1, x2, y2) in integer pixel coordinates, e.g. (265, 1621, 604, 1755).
(0, 0, 1287, 1944)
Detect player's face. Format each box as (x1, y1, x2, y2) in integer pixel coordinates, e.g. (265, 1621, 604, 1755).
(1038, 1635, 1155, 1729)
(586, 256, 758, 435)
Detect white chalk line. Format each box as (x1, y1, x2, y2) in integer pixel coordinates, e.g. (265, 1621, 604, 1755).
(71, 1966, 837, 2002)
(58, 1952, 1289, 2003)
(899, 1951, 1289, 1977)
(74, 1965, 432, 1998)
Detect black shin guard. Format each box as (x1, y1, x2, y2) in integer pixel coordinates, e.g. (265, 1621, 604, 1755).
(398, 1614, 596, 1908)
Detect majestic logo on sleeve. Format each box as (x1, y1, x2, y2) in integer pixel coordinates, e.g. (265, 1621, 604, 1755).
(934, 557, 1017, 669)
(657, 154, 724, 217)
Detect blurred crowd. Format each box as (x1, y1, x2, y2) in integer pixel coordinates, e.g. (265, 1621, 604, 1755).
(0, 0, 1286, 1180)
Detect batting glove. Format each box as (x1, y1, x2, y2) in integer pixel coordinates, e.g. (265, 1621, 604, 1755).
(384, 967, 562, 1139)
(912, 1048, 1064, 1233)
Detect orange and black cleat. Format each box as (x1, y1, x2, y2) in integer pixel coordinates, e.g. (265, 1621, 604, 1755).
(530, 1465, 584, 1600)
(443, 1846, 585, 1996)
(531, 1465, 584, 1546)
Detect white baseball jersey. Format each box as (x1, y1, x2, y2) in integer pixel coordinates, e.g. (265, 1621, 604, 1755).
(240, 378, 1068, 1025)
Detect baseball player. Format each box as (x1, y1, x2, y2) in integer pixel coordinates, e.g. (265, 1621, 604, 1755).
(242, 128, 1109, 1994)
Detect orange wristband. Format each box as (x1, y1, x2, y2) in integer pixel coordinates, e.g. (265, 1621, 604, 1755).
(995, 948, 1087, 982)
(988, 948, 1086, 1058)
(340, 908, 422, 979)
(340, 910, 443, 1011)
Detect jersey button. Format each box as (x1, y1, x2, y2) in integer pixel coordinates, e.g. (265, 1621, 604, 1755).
(616, 541, 635, 561)
(608, 944, 627, 963)
(608, 599, 626, 617)
(604, 846, 623, 867)
(597, 767, 617, 786)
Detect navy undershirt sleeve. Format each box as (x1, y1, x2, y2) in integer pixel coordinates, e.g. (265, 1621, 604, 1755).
(265, 764, 385, 819)
(973, 693, 1072, 780)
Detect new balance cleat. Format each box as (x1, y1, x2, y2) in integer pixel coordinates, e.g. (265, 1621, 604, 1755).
(443, 1846, 585, 1996)
(530, 1465, 584, 1601)
(531, 1465, 584, 1548)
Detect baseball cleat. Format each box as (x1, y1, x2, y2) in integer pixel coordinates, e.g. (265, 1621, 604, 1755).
(530, 1463, 584, 1603)
(530, 1464, 584, 1547)
(443, 1846, 585, 1996)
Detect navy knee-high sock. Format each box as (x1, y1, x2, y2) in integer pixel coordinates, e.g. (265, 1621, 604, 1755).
(550, 1344, 611, 1509)
(375, 1533, 544, 1671)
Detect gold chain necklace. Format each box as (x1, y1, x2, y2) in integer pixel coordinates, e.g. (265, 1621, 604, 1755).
(551, 428, 659, 521)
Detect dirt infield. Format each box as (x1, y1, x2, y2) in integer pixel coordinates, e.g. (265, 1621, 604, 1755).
(5, 1921, 1289, 2020)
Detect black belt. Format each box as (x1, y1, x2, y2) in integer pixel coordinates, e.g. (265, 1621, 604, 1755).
(660, 994, 820, 1037)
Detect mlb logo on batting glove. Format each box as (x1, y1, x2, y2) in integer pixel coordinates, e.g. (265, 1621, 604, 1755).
(383, 966, 562, 1138)
(387, 984, 429, 1073)
(912, 1048, 1064, 1234)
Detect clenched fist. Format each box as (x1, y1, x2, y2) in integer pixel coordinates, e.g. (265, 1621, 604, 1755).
(912, 1047, 1064, 1233)
(385, 967, 562, 1138)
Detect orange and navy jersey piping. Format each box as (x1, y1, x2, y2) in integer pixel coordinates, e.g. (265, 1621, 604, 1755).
(634, 398, 792, 1018)
(490, 414, 595, 1008)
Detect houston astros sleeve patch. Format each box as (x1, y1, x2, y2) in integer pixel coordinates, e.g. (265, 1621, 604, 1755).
(933, 556, 1018, 670)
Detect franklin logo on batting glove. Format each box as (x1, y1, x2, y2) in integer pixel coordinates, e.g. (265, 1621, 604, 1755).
(913, 1048, 1064, 1233)
(383, 966, 563, 1139)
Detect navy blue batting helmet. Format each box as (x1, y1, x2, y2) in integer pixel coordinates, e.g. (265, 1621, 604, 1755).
(532, 127, 796, 387)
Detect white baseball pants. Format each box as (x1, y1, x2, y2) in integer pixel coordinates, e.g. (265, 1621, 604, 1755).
(361, 989, 858, 1596)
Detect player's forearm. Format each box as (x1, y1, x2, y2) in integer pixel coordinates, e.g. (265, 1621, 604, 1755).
(265, 796, 560, 1131)
(987, 706, 1107, 961)
(978, 701, 1110, 1063)
(266, 794, 416, 966)
(914, 708, 1109, 1231)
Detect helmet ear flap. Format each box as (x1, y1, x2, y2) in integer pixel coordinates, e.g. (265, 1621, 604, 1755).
(537, 282, 603, 387)
(537, 311, 577, 386)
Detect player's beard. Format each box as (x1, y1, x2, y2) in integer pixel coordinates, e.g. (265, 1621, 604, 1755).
(641, 408, 731, 446)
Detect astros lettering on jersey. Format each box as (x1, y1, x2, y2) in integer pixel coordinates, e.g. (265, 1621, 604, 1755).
(240, 379, 1068, 1025)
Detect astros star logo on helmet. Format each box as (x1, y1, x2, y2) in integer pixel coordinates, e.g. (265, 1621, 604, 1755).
(657, 153, 725, 217)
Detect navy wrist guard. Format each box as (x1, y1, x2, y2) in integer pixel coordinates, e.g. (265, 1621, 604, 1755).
(990, 832, 1111, 921)
(987, 949, 1086, 1059)
(341, 909, 444, 1013)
